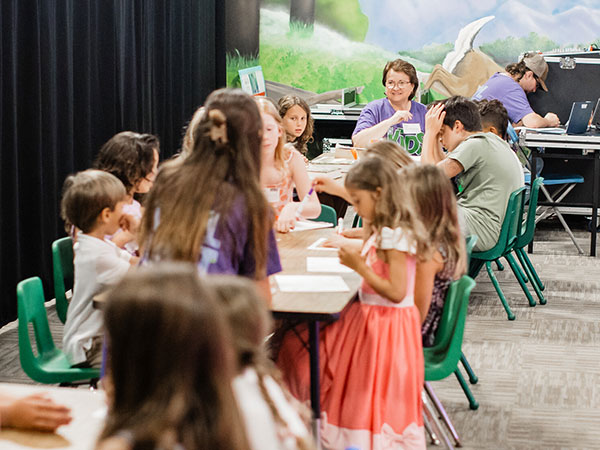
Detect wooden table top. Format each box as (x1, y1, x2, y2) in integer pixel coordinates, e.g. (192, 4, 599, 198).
(270, 228, 360, 319)
(0, 383, 106, 450)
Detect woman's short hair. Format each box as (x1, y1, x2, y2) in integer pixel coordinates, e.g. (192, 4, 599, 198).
(382, 59, 419, 100)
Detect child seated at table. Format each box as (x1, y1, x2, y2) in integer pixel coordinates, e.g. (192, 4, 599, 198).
(277, 156, 426, 449)
(208, 276, 312, 450)
(256, 98, 320, 233)
(401, 165, 466, 346)
(61, 170, 138, 368)
(93, 131, 160, 253)
(278, 95, 313, 156)
(97, 264, 249, 450)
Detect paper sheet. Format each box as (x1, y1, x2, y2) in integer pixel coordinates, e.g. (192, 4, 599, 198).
(290, 220, 334, 232)
(275, 275, 350, 292)
(307, 237, 338, 252)
(306, 257, 353, 273)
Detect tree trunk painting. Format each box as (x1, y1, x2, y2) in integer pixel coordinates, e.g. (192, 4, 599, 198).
(290, 0, 315, 29)
(225, 0, 260, 59)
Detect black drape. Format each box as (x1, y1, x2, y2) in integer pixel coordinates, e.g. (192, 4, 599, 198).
(0, 0, 225, 326)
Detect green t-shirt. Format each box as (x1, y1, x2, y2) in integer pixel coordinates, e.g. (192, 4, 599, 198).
(448, 132, 524, 251)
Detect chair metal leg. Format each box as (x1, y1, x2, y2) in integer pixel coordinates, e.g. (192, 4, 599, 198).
(505, 253, 536, 307)
(454, 369, 479, 410)
(423, 390, 454, 449)
(515, 249, 546, 305)
(460, 353, 478, 384)
(485, 261, 515, 320)
(423, 403, 441, 445)
(518, 247, 545, 292)
(425, 382, 462, 447)
(494, 259, 504, 271)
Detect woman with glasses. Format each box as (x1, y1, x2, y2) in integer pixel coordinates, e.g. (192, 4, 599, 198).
(472, 52, 560, 128)
(352, 59, 427, 151)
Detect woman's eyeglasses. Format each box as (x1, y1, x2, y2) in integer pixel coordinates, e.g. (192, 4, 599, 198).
(386, 80, 412, 89)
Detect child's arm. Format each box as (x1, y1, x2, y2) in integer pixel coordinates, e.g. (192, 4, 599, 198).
(313, 176, 352, 203)
(422, 103, 446, 165)
(414, 252, 445, 323)
(288, 149, 321, 219)
(339, 246, 408, 302)
(0, 392, 72, 432)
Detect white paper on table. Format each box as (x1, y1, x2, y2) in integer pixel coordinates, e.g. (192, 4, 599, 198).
(307, 257, 353, 273)
(290, 220, 334, 232)
(275, 275, 350, 292)
(307, 237, 338, 252)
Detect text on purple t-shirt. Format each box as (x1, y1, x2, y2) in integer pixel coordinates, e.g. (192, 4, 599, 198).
(472, 72, 534, 124)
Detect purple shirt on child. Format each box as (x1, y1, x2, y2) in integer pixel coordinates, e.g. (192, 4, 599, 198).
(472, 72, 534, 124)
(352, 98, 427, 155)
(197, 195, 282, 277)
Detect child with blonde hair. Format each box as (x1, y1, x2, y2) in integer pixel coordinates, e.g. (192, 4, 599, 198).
(208, 276, 313, 450)
(256, 98, 320, 233)
(96, 264, 249, 450)
(60, 170, 138, 368)
(277, 156, 426, 449)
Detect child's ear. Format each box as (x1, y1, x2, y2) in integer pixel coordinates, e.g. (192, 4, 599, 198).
(373, 187, 382, 199)
(100, 207, 112, 223)
(453, 120, 464, 132)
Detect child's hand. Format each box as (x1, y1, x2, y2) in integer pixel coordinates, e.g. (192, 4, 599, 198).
(2, 393, 72, 432)
(313, 176, 337, 195)
(276, 203, 298, 233)
(119, 214, 139, 235)
(338, 245, 365, 272)
(425, 103, 446, 137)
(323, 234, 350, 248)
(341, 228, 363, 239)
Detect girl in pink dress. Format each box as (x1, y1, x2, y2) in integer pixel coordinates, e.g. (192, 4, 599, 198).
(255, 98, 320, 233)
(277, 156, 427, 450)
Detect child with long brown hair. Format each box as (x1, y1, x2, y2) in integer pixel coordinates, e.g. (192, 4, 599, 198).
(399, 164, 466, 346)
(96, 264, 249, 450)
(208, 276, 313, 450)
(277, 156, 426, 449)
(138, 89, 281, 303)
(277, 95, 314, 155)
(256, 98, 320, 233)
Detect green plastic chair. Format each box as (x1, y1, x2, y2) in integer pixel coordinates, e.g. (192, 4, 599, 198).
(469, 186, 534, 320)
(17, 277, 99, 384)
(310, 204, 337, 226)
(52, 237, 73, 324)
(351, 214, 362, 228)
(460, 235, 479, 387)
(512, 177, 546, 305)
(425, 276, 477, 410)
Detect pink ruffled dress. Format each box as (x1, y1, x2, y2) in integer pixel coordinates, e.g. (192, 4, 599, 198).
(277, 228, 425, 450)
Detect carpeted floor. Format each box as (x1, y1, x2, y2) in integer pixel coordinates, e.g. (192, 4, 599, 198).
(1, 221, 599, 449)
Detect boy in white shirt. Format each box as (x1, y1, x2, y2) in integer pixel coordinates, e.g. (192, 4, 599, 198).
(60, 169, 139, 368)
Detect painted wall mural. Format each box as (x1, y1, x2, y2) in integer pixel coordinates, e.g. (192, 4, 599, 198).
(226, 0, 600, 103)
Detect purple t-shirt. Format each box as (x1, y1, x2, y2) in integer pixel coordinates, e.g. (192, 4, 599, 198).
(472, 72, 533, 124)
(352, 98, 427, 155)
(198, 196, 282, 277)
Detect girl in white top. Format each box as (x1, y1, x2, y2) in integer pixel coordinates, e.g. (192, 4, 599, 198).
(208, 276, 313, 450)
(255, 98, 320, 233)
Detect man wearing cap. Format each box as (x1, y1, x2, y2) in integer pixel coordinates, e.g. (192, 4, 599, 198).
(473, 52, 560, 128)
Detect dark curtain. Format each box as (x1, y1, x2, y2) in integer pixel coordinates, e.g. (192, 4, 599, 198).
(0, 0, 225, 326)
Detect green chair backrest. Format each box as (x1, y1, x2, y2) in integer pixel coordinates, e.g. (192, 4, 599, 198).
(311, 204, 337, 226)
(515, 177, 543, 249)
(424, 275, 476, 381)
(17, 277, 99, 384)
(17, 277, 60, 374)
(52, 237, 73, 324)
(351, 214, 362, 228)
(465, 235, 478, 266)
(471, 186, 526, 261)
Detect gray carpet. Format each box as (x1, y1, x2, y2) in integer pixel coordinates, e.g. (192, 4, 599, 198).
(1, 224, 599, 449)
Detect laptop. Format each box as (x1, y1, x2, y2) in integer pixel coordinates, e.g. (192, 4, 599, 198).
(340, 87, 364, 115)
(536, 101, 594, 135)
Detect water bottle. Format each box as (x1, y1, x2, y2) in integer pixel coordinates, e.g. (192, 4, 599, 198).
(322, 137, 331, 153)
